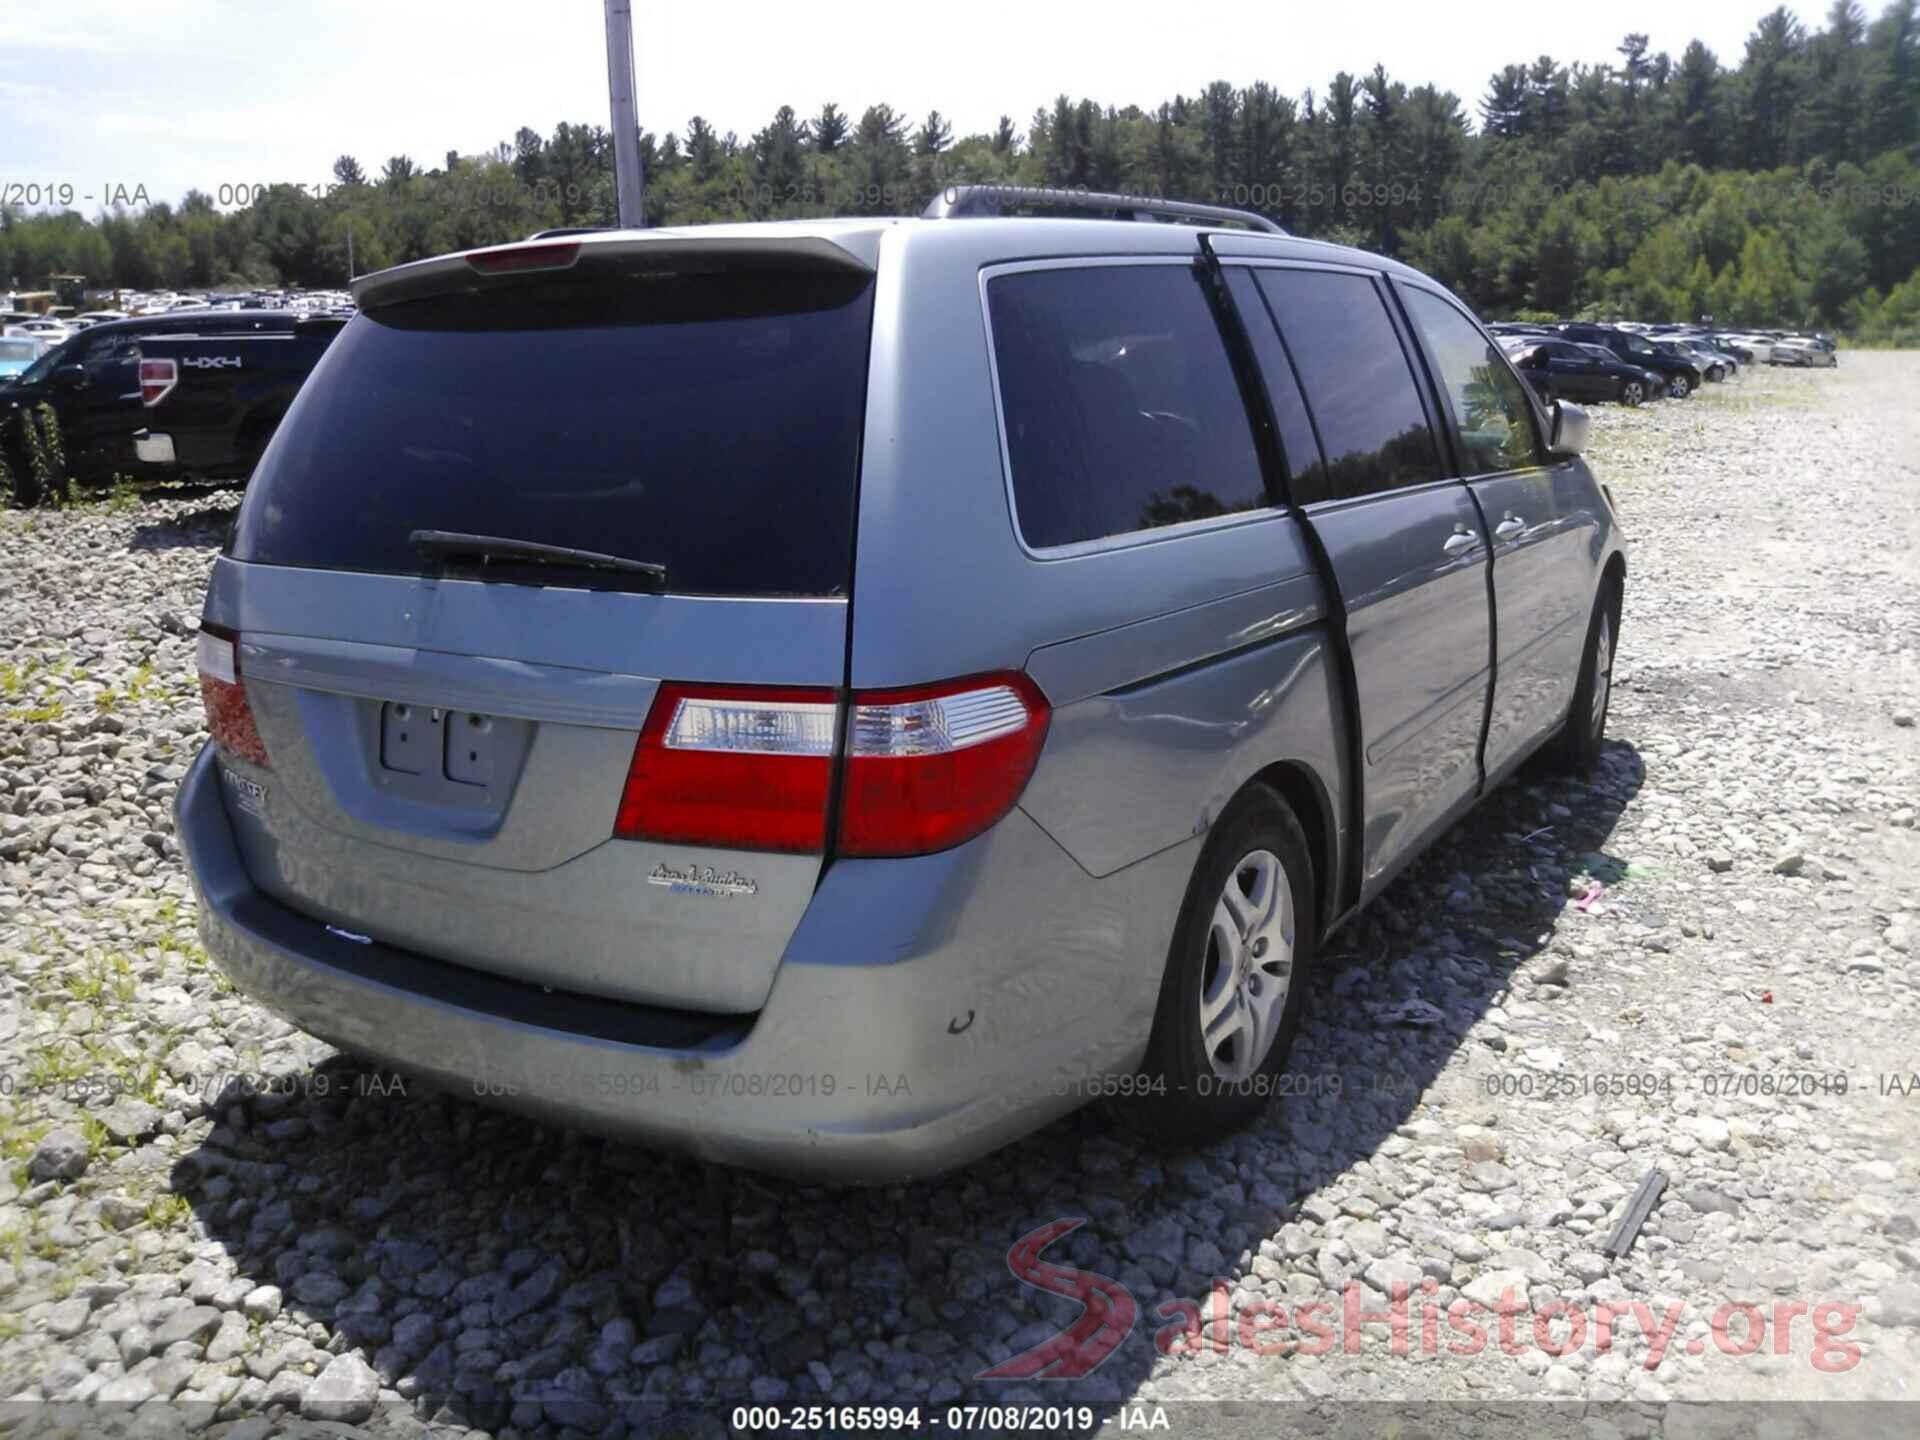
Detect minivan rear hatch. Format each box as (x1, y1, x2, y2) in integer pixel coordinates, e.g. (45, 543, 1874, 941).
(208, 238, 875, 1014)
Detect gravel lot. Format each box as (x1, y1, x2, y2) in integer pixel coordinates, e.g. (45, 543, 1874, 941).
(1, 355, 1916, 1436)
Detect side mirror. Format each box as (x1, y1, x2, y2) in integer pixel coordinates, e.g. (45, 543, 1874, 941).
(51, 364, 85, 390)
(1548, 399, 1589, 458)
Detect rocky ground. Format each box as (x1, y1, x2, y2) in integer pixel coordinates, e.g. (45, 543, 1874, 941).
(0, 356, 1916, 1438)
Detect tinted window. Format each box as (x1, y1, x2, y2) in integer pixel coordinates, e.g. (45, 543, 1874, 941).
(1402, 287, 1543, 476)
(18, 337, 76, 384)
(231, 265, 874, 596)
(1222, 267, 1326, 504)
(82, 331, 139, 364)
(987, 265, 1268, 549)
(1254, 270, 1441, 501)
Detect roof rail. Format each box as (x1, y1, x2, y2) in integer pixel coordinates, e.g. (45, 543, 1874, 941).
(924, 184, 1285, 235)
(526, 226, 612, 240)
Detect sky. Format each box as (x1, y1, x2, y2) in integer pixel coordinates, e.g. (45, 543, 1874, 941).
(0, 0, 1819, 211)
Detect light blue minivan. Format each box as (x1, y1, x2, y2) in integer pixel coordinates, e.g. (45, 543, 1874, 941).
(177, 188, 1625, 1181)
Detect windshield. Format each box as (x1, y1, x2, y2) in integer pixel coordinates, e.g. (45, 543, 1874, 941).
(15, 335, 74, 384)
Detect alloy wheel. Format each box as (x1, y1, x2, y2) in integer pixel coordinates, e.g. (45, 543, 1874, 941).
(1590, 611, 1613, 738)
(1199, 849, 1296, 1081)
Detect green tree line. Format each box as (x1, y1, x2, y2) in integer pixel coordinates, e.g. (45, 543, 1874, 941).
(4, 1, 1918, 339)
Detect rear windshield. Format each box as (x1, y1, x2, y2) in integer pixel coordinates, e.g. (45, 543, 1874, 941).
(230, 263, 875, 597)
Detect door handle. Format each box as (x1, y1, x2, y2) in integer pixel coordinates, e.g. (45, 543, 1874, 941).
(1442, 527, 1477, 555)
(1493, 514, 1526, 541)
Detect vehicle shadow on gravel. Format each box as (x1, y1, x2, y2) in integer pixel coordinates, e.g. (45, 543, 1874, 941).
(128, 503, 238, 552)
(173, 741, 1642, 1431)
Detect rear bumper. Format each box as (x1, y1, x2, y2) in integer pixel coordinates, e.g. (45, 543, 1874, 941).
(176, 744, 1182, 1182)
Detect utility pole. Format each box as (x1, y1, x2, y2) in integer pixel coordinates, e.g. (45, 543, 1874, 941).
(604, 0, 646, 227)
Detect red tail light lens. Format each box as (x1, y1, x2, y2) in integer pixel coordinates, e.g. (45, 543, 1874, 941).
(837, 672, 1050, 857)
(615, 684, 838, 853)
(139, 358, 177, 407)
(196, 624, 270, 768)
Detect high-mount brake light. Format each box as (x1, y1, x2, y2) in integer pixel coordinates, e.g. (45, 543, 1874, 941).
(465, 241, 582, 276)
(196, 624, 270, 768)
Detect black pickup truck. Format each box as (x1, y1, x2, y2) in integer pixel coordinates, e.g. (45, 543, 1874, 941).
(133, 318, 345, 480)
(1, 309, 303, 503)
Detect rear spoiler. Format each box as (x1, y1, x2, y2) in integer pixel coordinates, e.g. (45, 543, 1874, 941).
(351, 232, 878, 311)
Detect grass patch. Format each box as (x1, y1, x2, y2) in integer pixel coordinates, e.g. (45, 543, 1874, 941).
(143, 1194, 191, 1231)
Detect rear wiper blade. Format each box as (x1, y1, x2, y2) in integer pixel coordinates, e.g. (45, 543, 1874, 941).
(409, 529, 667, 587)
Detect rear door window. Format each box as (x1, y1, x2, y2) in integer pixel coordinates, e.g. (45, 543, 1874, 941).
(985, 264, 1269, 550)
(1253, 269, 1443, 502)
(230, 264, 875, 597)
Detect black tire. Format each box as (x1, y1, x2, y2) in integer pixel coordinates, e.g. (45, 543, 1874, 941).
(1548, 578, 1620, 774)
(3, 435, 38, 508)
(1620, 379, 1644, 407)
(1668, 374, 1692, 399)
(1109, 785, 1318, 1147)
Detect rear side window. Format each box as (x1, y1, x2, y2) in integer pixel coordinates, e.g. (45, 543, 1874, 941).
(1221, 266, 1326, 504)
(1254, 269, 1442, 502)
(230, 264, 875, 597)
(1401, 286, 1544, 476)
(986, 265, 1268, 550)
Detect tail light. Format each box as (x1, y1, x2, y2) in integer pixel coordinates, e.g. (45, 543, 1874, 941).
(837, 673, 1050, 856)
(196, 624, 270, 768)
(139, 358, 177, 407)
(615, 684, 838, 852)
(614, 672, 1051, 858)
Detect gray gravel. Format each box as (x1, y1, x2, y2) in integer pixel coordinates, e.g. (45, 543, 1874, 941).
(1, 357, 1917, 1434)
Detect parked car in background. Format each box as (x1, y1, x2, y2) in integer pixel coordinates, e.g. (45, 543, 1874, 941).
(0, 336, 49, 382)
(1560, 324, 1705, 398)
(1502, 336, 1649, 405)
(1496, 337, 1559, 403)
(1, 309, 303, 503)
(1572, 343, 1664, 403)
(176, 195, 1626, 1181)
(1658, 339, 1728, 382)
(133, 318, 346, 479)
(1719, 333, 1779, 364)
(4, 318, 70, 344)
(1770, 338, 1836, 368)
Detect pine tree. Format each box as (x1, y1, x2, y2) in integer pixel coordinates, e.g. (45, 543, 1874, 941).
(915, 111, 953, 156)
(810, 102, 849, 153)
(1673, 42, 1727, 166)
